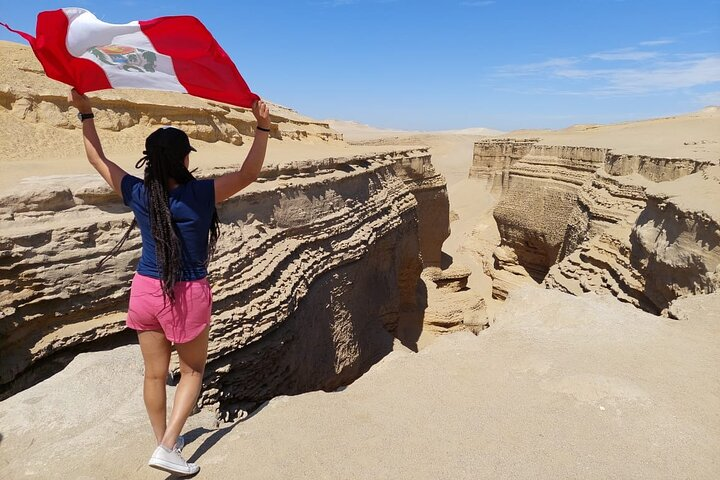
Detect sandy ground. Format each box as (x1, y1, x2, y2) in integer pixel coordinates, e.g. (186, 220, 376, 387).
(1, 287, 718, 479)
(326, 119, 503, 143)
(508, 106, 720, 162)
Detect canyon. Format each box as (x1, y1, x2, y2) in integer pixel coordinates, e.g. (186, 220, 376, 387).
(0, 40, 719, 479)
(468, 117, 720, 316)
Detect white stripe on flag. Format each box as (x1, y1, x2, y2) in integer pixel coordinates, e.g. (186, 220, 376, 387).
(64, 8, 187, 93)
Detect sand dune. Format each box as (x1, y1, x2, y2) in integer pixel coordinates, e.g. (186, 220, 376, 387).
(327, 118, 503, 143)
(507, 107, 720, 162)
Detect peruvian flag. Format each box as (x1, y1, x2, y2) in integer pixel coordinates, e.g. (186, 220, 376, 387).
(1, 8, 259, 107)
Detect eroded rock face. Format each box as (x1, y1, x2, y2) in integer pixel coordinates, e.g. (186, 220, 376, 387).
(419, 267, 487, 337)
(0, 42, 452, 413)
(0, 149, 447, 417)
(425, 265, 471, 292)
(0, 87, 341, 144)
(477, 141, 608, 285)
(630, 166, 720, 311)
(390, 151, 450, 268)
(469, 138, 538, 195)
(472, 139, 720, 313)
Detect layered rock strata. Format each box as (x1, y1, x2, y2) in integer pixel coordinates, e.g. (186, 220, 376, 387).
(392, 151, 450, 267)
(0, 148, 448, 418)
(468, 138, 538, 195)
(486, 141, 608, 282)
(471, 139, 719, 313)
(0, 41, 342, 171)
(0, 86, 341, 145)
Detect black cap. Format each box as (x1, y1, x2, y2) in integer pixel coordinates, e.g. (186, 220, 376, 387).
(145, 126, 196, 159)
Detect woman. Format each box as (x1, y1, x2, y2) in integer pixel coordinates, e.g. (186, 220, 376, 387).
(69, 88, 270, 476)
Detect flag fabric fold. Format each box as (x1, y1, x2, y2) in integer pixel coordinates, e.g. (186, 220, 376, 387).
(1, 8, 259, 107)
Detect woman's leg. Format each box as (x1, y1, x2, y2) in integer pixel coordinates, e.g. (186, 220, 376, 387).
(137, 329, 172, 444)
(160, 324, 210, 449)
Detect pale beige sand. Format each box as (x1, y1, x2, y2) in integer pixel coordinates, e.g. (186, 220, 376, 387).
(507, 107, 720, 162)
(326, 119, 502, 143)
(1, 288, 718, 479)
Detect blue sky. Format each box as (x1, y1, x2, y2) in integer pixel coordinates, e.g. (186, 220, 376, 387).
(1, 1, 719, 131)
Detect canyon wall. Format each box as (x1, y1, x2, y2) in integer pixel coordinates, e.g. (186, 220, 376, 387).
(0, 147, 448, 417)
(0, 41, 449, 414)
(471, 139, 719, 313)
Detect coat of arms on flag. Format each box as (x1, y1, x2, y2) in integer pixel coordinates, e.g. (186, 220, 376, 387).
(87, 45, 158, 73)
(1, 8, 259, 108)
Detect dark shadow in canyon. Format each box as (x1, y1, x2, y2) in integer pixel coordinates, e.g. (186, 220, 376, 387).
(203, 229, 427, 421)
(395, 277, 429, 352)
(440, 251, 454, 269)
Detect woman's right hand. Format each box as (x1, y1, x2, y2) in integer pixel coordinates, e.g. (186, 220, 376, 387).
(252, 99, 271, 130)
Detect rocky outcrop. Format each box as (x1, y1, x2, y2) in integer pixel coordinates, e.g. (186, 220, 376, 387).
(543, 171, 655, 311)
(0, 86, 341, 144)
(474, 140, 608, 286)
(0, 148, 447, 418)
(471, 139, 719, 313)
(425, 265, 471, 292)
(392, 151, 449, 267)
(604, 153, 710, 182)
(419, 266, 487, 337)
(631, 166, 720, 311)
(468, 138, 538, 195)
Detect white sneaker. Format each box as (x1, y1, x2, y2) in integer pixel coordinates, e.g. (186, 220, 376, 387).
(148, 445, 200, 476)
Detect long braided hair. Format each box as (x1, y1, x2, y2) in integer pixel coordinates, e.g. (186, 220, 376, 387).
(98, 127, 220, 301)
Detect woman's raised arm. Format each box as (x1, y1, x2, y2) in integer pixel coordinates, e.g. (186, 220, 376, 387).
(68, 88, 128, 195)
(213, 99, 271, 203)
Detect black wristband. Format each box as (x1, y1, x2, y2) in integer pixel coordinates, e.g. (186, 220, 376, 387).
(256, 125, 271, 132)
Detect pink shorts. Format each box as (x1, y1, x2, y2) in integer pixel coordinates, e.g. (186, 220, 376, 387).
(126, 272, 212, 343)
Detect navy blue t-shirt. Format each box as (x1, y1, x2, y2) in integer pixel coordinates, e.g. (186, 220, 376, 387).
(121, 175, 215, 281)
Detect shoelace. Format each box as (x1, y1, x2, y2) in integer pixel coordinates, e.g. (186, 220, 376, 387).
(174, 448, 189, 465)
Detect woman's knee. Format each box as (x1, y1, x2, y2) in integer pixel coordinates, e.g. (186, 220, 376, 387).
(144, 369, 168, 383)
(178, 363, 205, 378)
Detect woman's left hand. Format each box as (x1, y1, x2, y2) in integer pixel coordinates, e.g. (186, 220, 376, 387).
(68, 88, 92, 113)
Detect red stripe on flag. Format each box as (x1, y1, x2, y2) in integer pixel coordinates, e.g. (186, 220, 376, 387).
(140, 16, 259, 108)
(4, 10, 111, 94)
